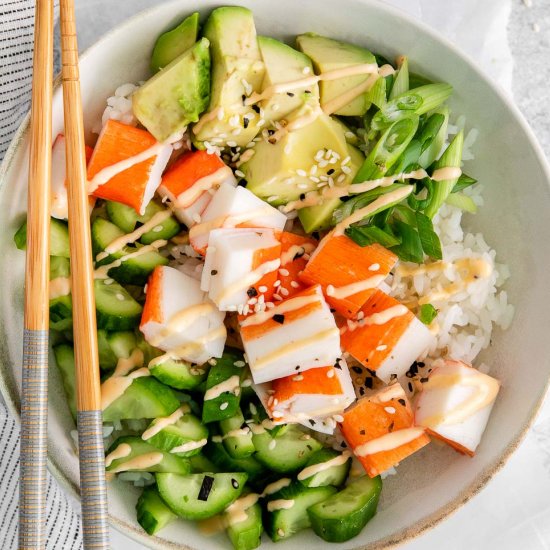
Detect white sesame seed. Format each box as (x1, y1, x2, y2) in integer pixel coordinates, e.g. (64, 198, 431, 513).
(273, 293, 283, 301)
(279, 268, 290, 276)
(258, 294, 265, 305)
(267, 195, 279, 202)
(337, 174, 346, 183)
(284, 144, 292, 154)
(376, 345, 388, 351)
(384, 406, 396, 414)
(243, 304, 250, 315)
(266, 302, 275, 309)
(272, 103, 280, 111)
(272, 410, 284, 418)
(268, 439, 277, 450)
(283, 177, 295, 185)
(309, 176, 321, 183)
(152, 225, 164, 233)
(217, 108, 225, 120)
(235, 169, 245, 178)
(327, 369, 335, 378)
(227, 140, 238, 147)
(357, 311, 365, 320)
(302, 66, 311, 74)
(318, 159, 328, 168)
(237, 304, 244, 315)
(143, 283, 148, 293)
(345, 131, 356, 140)
(326, 284, 335, 296)
(296, 169, 307, 177)
(249, 403, 257, 415)
(293, 375, 304, 382)
(116, 293, 125, 301)
(297, 183, 309, 189)
(290, 281, 300, 288)
(220, 402, 229, 411)
(208, 358, 218, 366)
(274, 280, 281, 287)
(309, 164, 318, 175)
(246, 141, 256, 148)
(259, 285, 268, 293)
(369, 263, 380, 271)
(192, 213, 202, 224)
(229, 114, 239, 127)
(333, 414, 344, 423)
(241, 79, 252, 95)
(277, 528, 285, 537)
(248, 297, 258, 305)
(232, 128, 242, 136)
(280, 287, 289, 296)
(257, 119, 266, 127)
(342, 166, 352, 174)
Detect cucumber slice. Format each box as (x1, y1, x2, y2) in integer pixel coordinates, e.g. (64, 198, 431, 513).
(97, 330, 137, 371)
(225, 498, 263, 550)
(307, 475, 382, 542)
(92, 217, 168, 285)
(103, 376, 180, 422)
(95, 279, 143, 331)
(202, 350, 245, 424)
(50, 255, 70, 279)
(49, 295, 72, 325)
(252, 425, 322, 473)
(97, 329, 118, 370)
(106, 200, 180, 244)
(203, 441, 266, 489)
(219, 408, 255, 459)
(50, 317, 73, 333)
(156, 472, 247, 520)
(146, 411, 209, 458)
(14, 218, 70, 258)
(136, 485, 177, 535)
(189, 453, 221, 473)
(297, 448, 351, 488)
(106, 436, 190, 474)
(149, 359, 208, 390)
(53, 344, 77, 419)
(264, 481, 336, 542)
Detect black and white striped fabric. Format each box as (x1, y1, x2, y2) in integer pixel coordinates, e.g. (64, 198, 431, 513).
(0, 2, 82, 548)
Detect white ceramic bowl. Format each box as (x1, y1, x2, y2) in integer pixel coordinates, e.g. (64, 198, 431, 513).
(1, 1, 550, 548)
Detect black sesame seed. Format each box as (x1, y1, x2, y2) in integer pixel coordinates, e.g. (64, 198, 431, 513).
(306, 444, 313, 451)
(398, 398, 406, 406)
(295, 365, 301, 371)
(367, 368, 377, 377)
(359, 386, 366, 396)
(311, 231, 320, 240)
(408, 382, 413, 392)
(273, 314, 285, 324)
(388, 421, 395, 432)
(389, 373, 397, 382)
(252, 105, 261, 113)
(211, 269, 218, 276)
(230, 146, 238, 153)
(309, 419, 316, 426)
(352, 366, 362, 375)
(238, 178, 248, 187)
(242, 94, 247, 103)
(287, 92, 295, 97)
(341, 441, 347, 448)
(243, 117, 250, 129)
(327, 168, 335, 175)
(305, 90, 311, 94)
(330, 308, 336, 313)
(247, 287, 258, 298)
(334, 362, 342, 370)
(365, 378, 373, 389)
(299, 193, 306, 200)
(420, 377, 429, 383)
(267, 129, 275, 136)
(231, 478, 240, 489)
(359, 429, 366, 435)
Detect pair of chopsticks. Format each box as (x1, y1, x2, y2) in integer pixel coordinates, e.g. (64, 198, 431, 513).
(19, 1, 109, 548)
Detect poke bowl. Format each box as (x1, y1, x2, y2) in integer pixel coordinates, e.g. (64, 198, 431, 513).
(1, 0, 550, 549)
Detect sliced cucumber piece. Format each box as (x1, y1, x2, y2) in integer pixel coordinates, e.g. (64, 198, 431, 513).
(145, 411, 209, 458)
(252, 425, 322, 473)
(97, 330, 137, 371)
(149, 359, 208, 390)
(106, 436, 190, 474)
(95, 279, 143, 331)
(49, 294, 72, 325)
(136, 485, 177, 535)
(189, 453, 221, 473)
(97, 329, 118, 370)
(14, 217, 70, 258)
(307, 475, 382, 542)
(298, 448, 351, 488)
(156, 472, 247, 520)
(202, 350, 245, 424)
(106, 200, 180, 244)
(50, 255, 70, 279)
(225, 498, 263, 550)
(264, 481, 336, 542)
(103, 376, 180, 422)
(53, 344, 77, 419)
(219, 408, 255, 459)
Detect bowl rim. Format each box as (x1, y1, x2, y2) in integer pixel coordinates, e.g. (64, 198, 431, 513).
(1, 0, 550, 548)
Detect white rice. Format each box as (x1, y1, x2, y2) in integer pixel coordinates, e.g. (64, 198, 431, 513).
(95, 82, 140, 133)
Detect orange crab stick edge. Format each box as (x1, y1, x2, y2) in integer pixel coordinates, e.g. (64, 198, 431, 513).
(340, 383, 430, 478)
(300, 234, 397, 318)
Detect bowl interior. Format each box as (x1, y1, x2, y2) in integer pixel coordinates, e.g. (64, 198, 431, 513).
(1, 0, 550, 548)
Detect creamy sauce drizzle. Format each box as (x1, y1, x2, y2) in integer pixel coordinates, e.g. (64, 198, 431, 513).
(174, 166, 234, 209)
(420, 371, 499, 428)
(297, 451, 351, 481)
(105, 442, 132, 468)
(225, 493, 260, 526)
(323, 72, 380, 115)
(50, 277, 71, 299)
(101, 367, 150, 411)
(371, 384, 406, 404)
(170, 438, 208, 454)
(192, 107, 224, 135)
(141, 404, 190, 441)
(96, 210, 172, 260)
(267, 499, 295, 512)
(149, 303, 217, 347)
(216, 259, 281, 305)
(354, 427, 425, 457)
(240, 293, 320, 328)
(362, 305, 409, 326)
(326, 275, 386, 300)
(94, 240, 167, 279)
(333, 186, 414, 236)
(108, 451, 164, 473)
(260, 478, 291, 496)
(431, 166, 462, 181)
(280, 243, 316, 266)
(252, 328, 340, 371)
(204, 375, 241, 401)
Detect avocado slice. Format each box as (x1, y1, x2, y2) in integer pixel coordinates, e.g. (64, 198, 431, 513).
(257, 36, 319, 122)
(242, 114, 362, 225)
(192, 7, 265, 148)
(296, 33, 376, 116)
(150, 12, 200, 73)
(133, 38, 210, 142)
(298, 143, 364, 233)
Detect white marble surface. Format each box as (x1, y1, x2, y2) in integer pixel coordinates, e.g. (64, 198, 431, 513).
(64, 1, 550, 548)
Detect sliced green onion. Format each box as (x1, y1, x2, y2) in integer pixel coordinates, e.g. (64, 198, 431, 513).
(452, 173, 478, 193)
(365, 76, 387, 110)
(418, 303, 438, 324)
(409, 72, 433, 89)
(445, 192, 477, 213)
(418, 106, 449, 168)
(391, 220, 423, 263)
(345, 225, 401, 248)
(393, 204, 417, 226)
(424, 130, 464, 218)
(416, 211, 443, 260)
(389, 56, 409, 99)
(354, 114, 420, 182)
(371, 83, 453, 131)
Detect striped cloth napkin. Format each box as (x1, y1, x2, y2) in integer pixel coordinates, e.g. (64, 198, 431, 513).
(0, 0, 513, 548)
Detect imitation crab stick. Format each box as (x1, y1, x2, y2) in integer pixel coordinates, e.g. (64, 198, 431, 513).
(340, 383, 430, 478)
(340, 290, 433, 384)
(299, 235, 397, 319)
(201, 227, 281, 312)
(51, 134, 94, 219)
(415, 360, 500, 456)
(158, 150, 237, 227)
(189, 182, 287, 255)
(140, 265, 226, 365)
(275, 232, 318, 300)
(87, 119, 172, 215)
(240, 284, 341, 384)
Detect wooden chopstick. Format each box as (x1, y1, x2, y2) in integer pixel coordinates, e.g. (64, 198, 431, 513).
(59, 0, 110, 547)
(18, 0, 54, 548)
